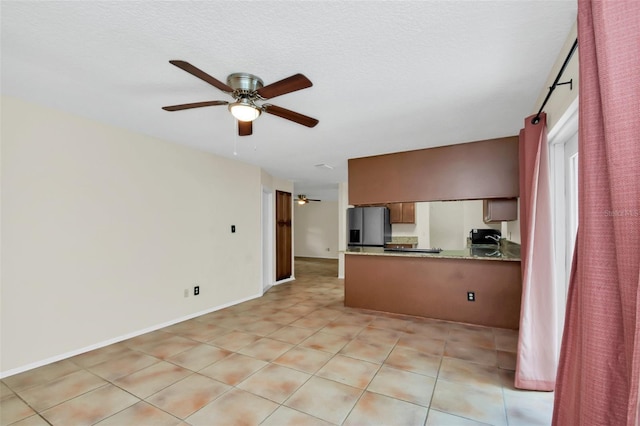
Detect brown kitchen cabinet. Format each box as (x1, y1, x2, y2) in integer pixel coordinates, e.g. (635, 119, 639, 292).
(483, 198, 518, 222)
(388, 202, 415, 224)
(348, 136, 519, 205)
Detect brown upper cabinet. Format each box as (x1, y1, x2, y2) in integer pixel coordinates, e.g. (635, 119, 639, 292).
(348, 136, 519, 205)
(388, 202, 415, 224)
(483, 198, 518, 223)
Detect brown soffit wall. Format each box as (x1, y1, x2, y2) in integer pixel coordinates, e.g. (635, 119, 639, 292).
(348, 136, 519, 205)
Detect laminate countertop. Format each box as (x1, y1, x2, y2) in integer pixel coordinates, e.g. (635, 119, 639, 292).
(345, 244, 520, 262)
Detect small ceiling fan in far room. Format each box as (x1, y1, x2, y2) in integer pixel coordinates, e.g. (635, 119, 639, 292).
(296, 195, 321, 205)
(162, 60, 319, 136)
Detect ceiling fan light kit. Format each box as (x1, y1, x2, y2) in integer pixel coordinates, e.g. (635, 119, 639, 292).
(226, 72, 263, 122)
(163, 61, 318, 136)
(296, 194, 321, 205)
(229, 100, 261, 122)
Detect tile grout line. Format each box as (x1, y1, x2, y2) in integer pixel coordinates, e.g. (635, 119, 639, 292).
(4, 261, 527, 425)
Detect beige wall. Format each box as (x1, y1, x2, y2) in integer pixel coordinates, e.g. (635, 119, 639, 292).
(293, 201, 339, 259)
(260, 172, 293, 198)
(1, 97, 266, 375)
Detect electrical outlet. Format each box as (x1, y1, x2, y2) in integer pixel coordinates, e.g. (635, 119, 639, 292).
(194, 285, 200, 296)
(184, 289, 189, 298)
(467, 291, 475, 302)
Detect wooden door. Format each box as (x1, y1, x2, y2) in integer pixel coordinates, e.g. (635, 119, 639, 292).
(275, 190, 292, 280)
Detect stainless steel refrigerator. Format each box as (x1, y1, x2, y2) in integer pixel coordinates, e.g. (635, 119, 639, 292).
(347, 206, 391, 247)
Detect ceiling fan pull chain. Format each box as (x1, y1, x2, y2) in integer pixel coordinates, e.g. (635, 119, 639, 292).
(233, 118, 238, 156)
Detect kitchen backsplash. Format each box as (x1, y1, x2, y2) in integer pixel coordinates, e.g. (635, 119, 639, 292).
(391, 236, 419, 245)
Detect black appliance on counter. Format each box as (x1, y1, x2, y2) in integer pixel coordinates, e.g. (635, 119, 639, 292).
(347, 206, 392, 247)
(469, 228, 502, 245)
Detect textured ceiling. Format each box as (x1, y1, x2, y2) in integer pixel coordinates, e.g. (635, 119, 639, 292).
(1, 1, 576, 201)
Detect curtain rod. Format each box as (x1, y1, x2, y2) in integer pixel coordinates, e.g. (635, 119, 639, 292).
(532, 38, 578, 124)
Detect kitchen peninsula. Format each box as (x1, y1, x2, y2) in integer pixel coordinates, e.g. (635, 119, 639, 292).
(345, 135, 522, 329)
(344, 245, 521, 329)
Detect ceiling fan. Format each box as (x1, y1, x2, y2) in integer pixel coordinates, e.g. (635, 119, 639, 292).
(296, 195, 321, 205)
(163, 60, 319, 136)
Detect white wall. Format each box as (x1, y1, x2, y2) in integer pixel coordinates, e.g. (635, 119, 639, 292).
(429, 201, 465, 249)
(429, 200, 499, 249)
(504, 198, 522, 243)
(507, 23, 579, 245)
(337, 182, 348, 278)
(1, 97, 265, 375)
(462, 200, 500, 239)
(392, 201, 502, 249)
(293, 201, 339, 259)
(532, 23, 579, 131)
(391, 202, 430, 248)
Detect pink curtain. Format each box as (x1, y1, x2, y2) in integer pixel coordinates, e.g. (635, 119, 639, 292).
(515, 112, 557, 391)
(553, 1, 640, 425)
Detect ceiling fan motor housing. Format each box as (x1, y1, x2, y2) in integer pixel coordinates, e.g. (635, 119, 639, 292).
(226, 73, 264, 119)
(227, 73, 264, 95)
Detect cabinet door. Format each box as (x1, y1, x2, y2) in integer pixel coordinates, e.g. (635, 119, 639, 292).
(401, 203, 415, 223)
(388, 203, 403, 223)
(483, 198, 518, 222)
(388, 202, 416, 223)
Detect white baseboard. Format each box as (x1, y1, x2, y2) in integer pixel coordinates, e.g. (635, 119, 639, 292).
(0, 292, 263, 379)
(274, 277, 295, 285)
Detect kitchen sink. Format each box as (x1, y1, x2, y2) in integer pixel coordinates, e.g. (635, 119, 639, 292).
(470, 246, 502, 257)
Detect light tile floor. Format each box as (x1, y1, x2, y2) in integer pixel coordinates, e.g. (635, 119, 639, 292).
(1, 258, 554, 425)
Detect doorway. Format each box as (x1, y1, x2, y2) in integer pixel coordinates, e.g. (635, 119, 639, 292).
(548, 97, 579, 352)
(262, 187, 273, 294)
(275, 190, 292, 281)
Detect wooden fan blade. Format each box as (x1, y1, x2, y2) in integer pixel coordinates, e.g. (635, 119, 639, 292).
(308, 199, 321, 202)
(169, 60, 233, 93)
(257, 74, 312, 99)
(263, 104, 319, 128)
(238, 120, 252, 136)
(162, 100, 228, 111)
